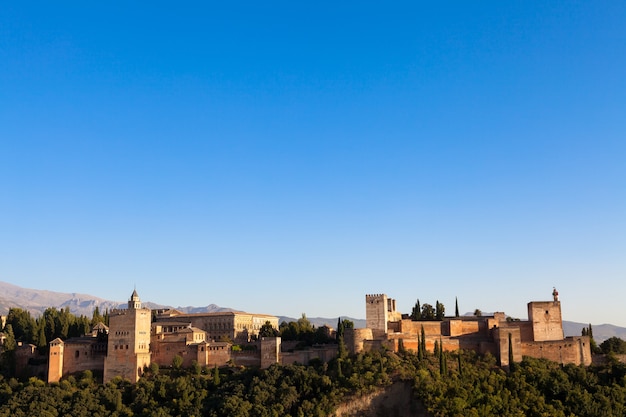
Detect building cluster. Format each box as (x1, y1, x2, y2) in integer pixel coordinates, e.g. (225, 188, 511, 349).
(47, 290, 336, 383)
(0, 288, 592, 383)
(345, 291, 592, 367)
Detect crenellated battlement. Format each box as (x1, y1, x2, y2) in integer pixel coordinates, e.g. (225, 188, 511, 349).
(366, 293, 385, 298)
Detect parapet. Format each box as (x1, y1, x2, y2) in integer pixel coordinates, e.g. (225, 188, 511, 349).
(365, 294, 387, 300)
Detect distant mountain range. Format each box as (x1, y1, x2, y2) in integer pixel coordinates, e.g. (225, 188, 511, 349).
(1, 281, 623, 343)
(0, 281, 232, 317)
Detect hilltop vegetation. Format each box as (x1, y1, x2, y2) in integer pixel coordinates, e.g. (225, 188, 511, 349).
(1, 345, 626, 416)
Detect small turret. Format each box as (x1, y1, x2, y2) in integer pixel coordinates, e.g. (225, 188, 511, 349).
(129, 289, 141, 310)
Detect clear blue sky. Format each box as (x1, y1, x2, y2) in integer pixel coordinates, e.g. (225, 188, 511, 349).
(1, 2, 625, 326)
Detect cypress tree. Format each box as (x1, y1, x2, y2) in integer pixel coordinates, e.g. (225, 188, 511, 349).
(338, 334, 347, 359)
(411, 299, 421, 320)
(417, 333, 423, 360)
(398, 338, 405, 354)
(508, 332, 515, 371)
(1, 324, 17, 376)
(439, 337, 447, 376)
(455, 297, 460, 317)
(337, 317, 343, 339)
(213, 364, 220, 386)
(436, 300, 445, 320)
(337, 358, 343, 378)
(37, 321, 47, 350)
(421, 325, 426, 356)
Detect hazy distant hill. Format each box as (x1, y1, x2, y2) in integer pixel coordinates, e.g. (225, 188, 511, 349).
(562, 321, 626, 343)
(0, 281, 232, 317)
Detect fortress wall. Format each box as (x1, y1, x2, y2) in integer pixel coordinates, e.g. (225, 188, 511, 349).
(440, 338, 460, 352)
(449, 320, 463, 336)
(397, 338, 419, 352)
(150, 340, 190, 367)
(388, 321, 401, 333)
(521, 336, 591, 366)
(479, 341, 498, 356)
(460, 321, 481, 335)
(444, 319, 480, 336)
(399, 320, 443, 336)
(362, 339, 389, 353)
(231, 351, 260, 367)
(344, 328, 373, 354)
(207, 343, 231, 366)
(281, 346, 338, 366)
(61, 342, 106, 376)
(517, 322, 534, 342)
(494, 327, 523, 367)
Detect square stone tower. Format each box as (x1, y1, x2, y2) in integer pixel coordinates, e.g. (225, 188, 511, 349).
(366, 294, 399, 338)
(528, 301, 564, 342)
(103, 290, 152, 383)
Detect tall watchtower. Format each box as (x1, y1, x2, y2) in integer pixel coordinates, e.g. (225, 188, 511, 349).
(103, 290, 151, 383)
(528, 298, 564, 342)
(366, 294, 398, 337)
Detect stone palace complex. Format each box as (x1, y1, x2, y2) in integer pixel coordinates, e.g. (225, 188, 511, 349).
(40, 288, 591, 383)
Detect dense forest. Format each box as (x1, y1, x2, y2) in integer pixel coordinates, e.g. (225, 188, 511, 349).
(1, 346, 626, 416)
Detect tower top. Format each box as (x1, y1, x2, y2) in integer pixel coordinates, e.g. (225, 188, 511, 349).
(129, 289, 141, 309)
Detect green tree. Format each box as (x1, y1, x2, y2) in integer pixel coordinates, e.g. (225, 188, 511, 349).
(5, 308, 36, 343)
(1, 324, 17, 376)
(600, 337, 626, 354)
(586, 323, 601, 353)
(172, 355, 183, 370)
(455, 297, 459, 317)
(421, 303, 435, 320)
(213, 364, 220, 386)
(297, 313, 313, 333)
(435, 300, 445, 320)
(91, 306, 105, 327)
(417, 333, 423, 360)
(410, 299, 421, 320)
(35, 319, 47, 350)
(259, 320, 279, 337)
(439, 337, 447, 376)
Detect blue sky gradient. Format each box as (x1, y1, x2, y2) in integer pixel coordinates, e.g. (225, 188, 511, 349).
(1, 2, 625, 325)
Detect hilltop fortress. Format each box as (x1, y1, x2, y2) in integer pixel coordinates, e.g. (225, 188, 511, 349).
(345, 291, 592, 366)
(45, 288, 591, 383)
(47, 290, 335, 383)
